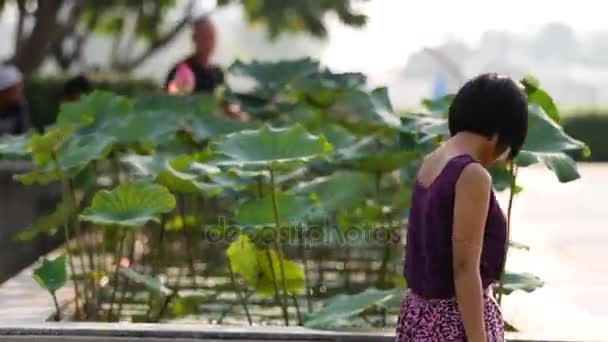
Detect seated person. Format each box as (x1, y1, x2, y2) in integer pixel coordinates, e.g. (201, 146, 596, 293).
(166, 17, 223, 94)
(166, 17, 247, 121)
(0, 64, 31, 135)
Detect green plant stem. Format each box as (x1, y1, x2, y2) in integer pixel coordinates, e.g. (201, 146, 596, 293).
(344, 243, 351, 291)
(227, 262, 252, 325)
(51, 292, 62, 321)
(217, 291, 254, 323)
(145, 216, 167, 321)
(67, 178, 96, 317)
(154, 292, 176, 323)
(178, 195, 198, 289)
(50, 152, 83, 319)
(62, 224, 82, 320)
(299, 229, 313, 314)
(269, 169, 290, 326)
(374, 171, 391, 289)
(265, 249, 282, 314)
(117, 232, 136, 319)
(107, 229, 126, 321)
(497, 162, 518, 305)
(291, 293, 303, 326)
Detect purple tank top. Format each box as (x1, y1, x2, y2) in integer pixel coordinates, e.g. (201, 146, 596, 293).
(404, 154, 507, 299)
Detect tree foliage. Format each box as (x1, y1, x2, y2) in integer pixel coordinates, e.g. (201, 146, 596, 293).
(2, 0, 368, 76)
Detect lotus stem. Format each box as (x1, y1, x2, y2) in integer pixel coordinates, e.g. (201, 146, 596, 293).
(107, 229, 126, 321)
(227, 262, 252, 325)
(67, 178, 96, 316)
(291, 293, 303, 326)
(154, 291, 177, 323)
(299, 228, 313, 313)
(269, 169, 290, 326)
(50, 152, 83, 319)
(117, 231, 136, 319)
(51, 292, 62, 321)
(217, 291, 254, 324)
(145, 216, 166, 321)
(497, 162, 518, 305)
(265, 249, 282, 317)
(375, 171, 391, 289)
(178, 195, 198, 289)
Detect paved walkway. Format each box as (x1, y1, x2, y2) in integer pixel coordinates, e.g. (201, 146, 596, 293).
(498, 163, 608, 341)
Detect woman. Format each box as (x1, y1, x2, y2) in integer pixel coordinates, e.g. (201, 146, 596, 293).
(396, 73, 528, 341)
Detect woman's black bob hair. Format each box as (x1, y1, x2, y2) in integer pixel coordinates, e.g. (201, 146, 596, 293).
(448, 73, 528, 158)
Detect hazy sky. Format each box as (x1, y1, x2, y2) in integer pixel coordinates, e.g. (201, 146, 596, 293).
(323, 0, 608, 74)
(2, 0, 607, 74)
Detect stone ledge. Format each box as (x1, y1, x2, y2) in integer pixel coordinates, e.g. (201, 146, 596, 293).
(0, 323, 598, 342)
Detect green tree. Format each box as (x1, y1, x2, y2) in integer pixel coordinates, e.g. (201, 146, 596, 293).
(1, 0, 368, 76)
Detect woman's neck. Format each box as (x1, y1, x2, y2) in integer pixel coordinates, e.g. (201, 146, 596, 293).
(447, 132, 494, 167)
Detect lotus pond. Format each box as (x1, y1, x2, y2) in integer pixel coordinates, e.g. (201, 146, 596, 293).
(0, 59, 587, 330)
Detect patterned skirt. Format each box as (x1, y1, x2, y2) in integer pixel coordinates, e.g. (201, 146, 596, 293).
(395, 289, 504, 342)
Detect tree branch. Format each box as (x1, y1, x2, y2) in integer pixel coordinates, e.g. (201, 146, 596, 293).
(14, 0, 27, 53)
(114, 0, 196, 71)
(13, 0, 65, 76)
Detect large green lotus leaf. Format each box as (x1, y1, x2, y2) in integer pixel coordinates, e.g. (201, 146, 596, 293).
(292, 71, 366, 107)
(490, 165, 512, 192)
(255, 249, 305, 298)
(304, 288, 401, 329)
(188, 113, 257, 142)
(223, 90, 295, 120)
(33, 254, 68, 294)
(523, 104, 584, 153)
(523, 77, 559, 122)
(16, 198, 76, 241)
(213, 124, 333, 170)
(226, 234, 259, 286)
(229, 58, 319, 96)
(318, 124, 359, 151)
(0, 133, 29, 158)
(236, 191, 312, 226)
(14, 167, 60, 186)
(157, 158, 223, 195)
(497, 271, 544, 295)
(56, 133, 116, 170)
(401, 114, 449, 140)
(57, 91, 132, 132)
(26, 126, 74, 166)
(133, 94, 216, 116)
(292, 171, 374, 220)
(120, 154, 169, 179)
(421, 94, 455, 116)
(330, 88, 401, 129)
(119, 267, 172, 297)
(108, 110, 179, 146)
(80, 182, 176, 227)
(336, 140, 421, 173)
(516, 151, 580, 183)
(14, 162, 84, 185)
(208, 168, 268, 191)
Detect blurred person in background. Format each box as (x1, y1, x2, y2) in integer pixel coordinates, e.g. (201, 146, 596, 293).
(0, 64, 31, 135)
(166, 16, 246, 121)
(61, 74, 93, 103)
(166, 16, 223, 94)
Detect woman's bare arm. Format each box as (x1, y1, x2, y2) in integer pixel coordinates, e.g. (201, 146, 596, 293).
(453, 163, 492, 342)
